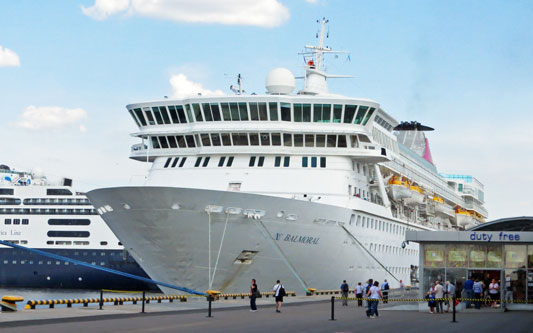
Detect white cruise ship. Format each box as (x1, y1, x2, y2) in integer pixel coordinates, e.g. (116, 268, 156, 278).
(0, 165, 154, 290)
(87, 20, 488, 294)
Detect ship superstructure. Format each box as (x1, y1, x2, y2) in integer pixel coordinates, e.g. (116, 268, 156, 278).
(87, 19, 488, 294)
(0, 165, 154, 289)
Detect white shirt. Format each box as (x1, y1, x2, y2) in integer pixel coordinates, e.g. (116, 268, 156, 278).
(356, 285, 364, 294)
(434, 284, 444, 298)
(369, 286, 380, 299)
(273, 284, 283, 296)
(489, 283, 499, 294)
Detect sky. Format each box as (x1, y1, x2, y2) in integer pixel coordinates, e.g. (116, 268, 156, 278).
(1, 0, 532, 220)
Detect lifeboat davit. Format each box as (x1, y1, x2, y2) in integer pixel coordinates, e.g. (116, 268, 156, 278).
(433, 196, 455, 217)
(387, 176, 411, 201)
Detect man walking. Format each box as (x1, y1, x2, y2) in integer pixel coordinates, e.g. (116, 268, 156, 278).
(355, 282, 364, 307)
(445, 281, 455, 312)
(273, 280, 285, 313)
(473, 279, 483, 310)
(464, 276, 474, 308)
(434, 280, 444, 313)
(340, 280, 349, 306)
(381, 279, 390, 304)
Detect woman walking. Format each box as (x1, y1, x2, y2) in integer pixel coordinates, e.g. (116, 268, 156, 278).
(489, 278, 499, 308)
(366, 281, 382, 319)
(250, 278, 258, 312)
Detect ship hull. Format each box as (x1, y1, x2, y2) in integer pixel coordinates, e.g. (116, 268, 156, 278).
(88, 187, 419, 294)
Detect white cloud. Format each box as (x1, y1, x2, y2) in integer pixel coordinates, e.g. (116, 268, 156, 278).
(0, 45, 20, 67)
(11, 106, 88, 132)
(170, 74, 224, 98)
(82, 0, 289, 27)
(305, 0, 318, 3)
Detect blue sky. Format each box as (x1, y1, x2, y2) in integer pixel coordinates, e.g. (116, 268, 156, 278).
(1, 0, 532, 219)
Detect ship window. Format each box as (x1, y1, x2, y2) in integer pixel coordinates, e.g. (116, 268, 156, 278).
(218, 156, 226, 167)
(13, 218, 20, 225)
(194, 157, 202, 167)
(151, 136, 160, 149)
(185, 135, 196, 147)
(164, 158, 172, 168)
(249, 102, 259, 120)
(167, 105, 178, 123)
(159, 106, 171, 124)
(158, 136, 169, 149)
(305, 134, 314, 147)
(144, 109, 156, 125)
(280, 103, 291, 121)
(311, 157, 317, 167)
(294, 134, 303, 147)
(316, 134, 326, 147)
(302, 157, 308, 167)
(47, 189, 72, 196)
(171, 158, 179, 168)
(221, 133, 231, 146)
(283, 133, 292, 147)
(249, 156, 256, 167)
(100, 241, 108, 246)
(338, 135, 347, 148)
(320, 157, 326, 168)
(211, 133, 221, 146)
(195, 134, 201, 147)
(258, 103, 268, 120)
(0, 189, 14, 195)
(260, 133, 270, 146)
(4, 218, 11, 224)
(221, 102, 231, 121)
(201, 134, 211, 146)
(350, 135, 359, 148)
(232, 133, 249, 146)
(354, 105, 368, 124)
(74, 241, 89, 245)
(55, 241, 71, 245)
(293, 104, 311, 122)
(179, 157, 187, 167)
(129, 109, 141, 127)
(343, 105, 356, 123)
(363, 107, 375, 125)
(211, 103, 221, 121)
(228, 183, 241, 191)
(192, 104, 203, 121)
(202, 157, 210, 167)
(0, 198, 21, 205)
(48, 231, 90, 237)
(258, 156, 265, 167)
(151, 107, 164, 125)
(327, 135, 337, 147)
(202, 103, 213, 121)
(269, 102, 279, 121)
(333, 104, 343, 123)
(271, 133, 281, 146)
(274, 156, 281, 167)
(283, 156, 290, 167)
(133, 108, 147, 126)
(249, 133, 260, 146)
(239, 102, 249, 120)
(313, 104, 331, 123)
(229, 102, 240, 120)
(185, 104, 194, 123)
(176, 135, 186, 148)
(167, 136, 178, 148)
(227, 156, 234, 167)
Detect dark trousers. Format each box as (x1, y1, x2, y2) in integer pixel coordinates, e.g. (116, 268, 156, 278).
(382, 291, 388, 303)
(250, 295, 257, 310)
(474, 292, 481, 309)
(356, 293, 363, 307)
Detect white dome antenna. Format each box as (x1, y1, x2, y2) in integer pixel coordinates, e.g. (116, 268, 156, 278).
(265, 68, 295, 95)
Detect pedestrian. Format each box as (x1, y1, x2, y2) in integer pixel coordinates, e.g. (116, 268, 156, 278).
(464, 276, 474, 308)
(445, 281, 456, 312)
(367, 281, 382, 319)
(473, 279, 483, 310)
(365, 279, 373, 317)
(273, 280, 285, 313)
(399, 279, 405, 297)
(340, 280, 349, 306)
(434, 280, 444, 313)
(427, 283, 436, 314)
(250, 278, 258, 312)
(489, 278, 499, 308)
(504, 274, 513, 311)
(381, 279, 390, 304)
(355, 282, 364, 307)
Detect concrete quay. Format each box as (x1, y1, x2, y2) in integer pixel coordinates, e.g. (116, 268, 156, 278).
(1, 294, 532, 332)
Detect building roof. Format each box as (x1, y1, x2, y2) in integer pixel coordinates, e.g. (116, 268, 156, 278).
(468, 216, 533, 232)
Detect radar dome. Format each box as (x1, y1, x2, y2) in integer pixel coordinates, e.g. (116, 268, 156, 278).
(265, 68, 295, 95)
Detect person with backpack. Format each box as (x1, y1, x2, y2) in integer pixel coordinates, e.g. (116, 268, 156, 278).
(365, 279, 374, 317)
(473, 279, 484, 309)
(381, 279, 390, 304)
(340, 280, 349, 306)
(273, 280, 286, 313)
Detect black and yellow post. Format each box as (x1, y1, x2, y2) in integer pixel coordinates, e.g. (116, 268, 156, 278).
(99, 290, 103, 310)
(206, 295, 213, 318)
(141, 291, 146, 313)
(330, 296, 335, 321)
(452, 296, 457, 323)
